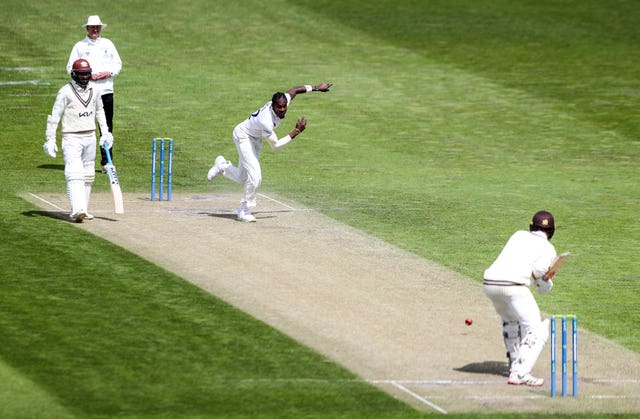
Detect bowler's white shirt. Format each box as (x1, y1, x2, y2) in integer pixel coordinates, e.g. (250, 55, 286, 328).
(236, 93, 292, 139)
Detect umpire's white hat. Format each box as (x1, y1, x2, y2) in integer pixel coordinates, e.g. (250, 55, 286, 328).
(83, 15, 107, 29)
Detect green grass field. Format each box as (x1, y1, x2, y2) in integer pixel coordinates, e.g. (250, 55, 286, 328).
(1, 0, 638, 417)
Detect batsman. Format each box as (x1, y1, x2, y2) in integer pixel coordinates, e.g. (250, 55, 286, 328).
(483, 211, 559, 386)
(43, 59, 113, 222)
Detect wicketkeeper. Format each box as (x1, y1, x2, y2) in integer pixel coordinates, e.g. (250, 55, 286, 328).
(44, 58, 113, 222)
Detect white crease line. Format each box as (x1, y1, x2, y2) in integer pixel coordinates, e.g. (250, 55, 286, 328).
(1, 67, 41, 71)
(257, 193, 297, 211)
(371, 379, 499, 385)
(0, 80, 49, 86)
(29, 193, 65, 211)
(389, 381, 448, 414)
(592, 379, 640, 383)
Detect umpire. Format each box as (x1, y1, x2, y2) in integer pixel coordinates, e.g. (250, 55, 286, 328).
(67, 15, 122, 172)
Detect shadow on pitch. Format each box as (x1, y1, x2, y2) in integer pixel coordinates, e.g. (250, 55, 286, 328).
(22, 210, 69, 221)
(201, 211, 277, 222)
(454, 361, 509, 377)
(37, 164, 65, 171)
(22, 210, 119, 223)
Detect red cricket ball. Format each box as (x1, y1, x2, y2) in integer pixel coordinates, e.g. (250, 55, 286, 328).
(465, 318, 473, 326)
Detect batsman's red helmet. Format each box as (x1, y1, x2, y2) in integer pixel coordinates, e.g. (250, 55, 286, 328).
(71, 59, 92, 87)
(72, 59, 92, 73)
(530, 210, 555, 239)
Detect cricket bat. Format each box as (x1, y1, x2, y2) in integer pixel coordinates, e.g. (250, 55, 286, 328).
(546, 252, 571, 280)
(103, 146, 124, 214)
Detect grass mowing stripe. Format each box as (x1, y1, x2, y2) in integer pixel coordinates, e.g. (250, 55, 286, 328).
(0, 360, 73, 419)
(294, 0, 640, 138)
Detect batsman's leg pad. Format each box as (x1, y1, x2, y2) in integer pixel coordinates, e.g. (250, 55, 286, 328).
(511, 318, 550, 375)
(65, 161, 87, 215)
(68, 180, 86, 216)
(84, 161, 95, 210)
(84, 161, 95, 183)
(503, 321, 521, 369)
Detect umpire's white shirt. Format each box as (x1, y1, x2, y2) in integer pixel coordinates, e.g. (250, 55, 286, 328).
(66, 36, 122, 95)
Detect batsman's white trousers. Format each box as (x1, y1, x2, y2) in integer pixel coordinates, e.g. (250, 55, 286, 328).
(483, 284, 542, 333)
(484, 284, 547, 375)
(62, 132, 96, 213)
(223, 127, 263, 208)
(62, 132, 96, 178)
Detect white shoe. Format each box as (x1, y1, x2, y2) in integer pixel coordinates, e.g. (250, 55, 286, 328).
(207, 156, 229, 181)
(71, 211, 87, 223)
(237, 206, 256, 222)
(84, 212, 94, 220)
(508, 373, 544, 387)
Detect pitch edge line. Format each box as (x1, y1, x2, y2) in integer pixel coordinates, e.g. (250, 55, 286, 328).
(388, 381, 448, 414)
(29, 193, 65, 211)
(257, 193, 297, 211)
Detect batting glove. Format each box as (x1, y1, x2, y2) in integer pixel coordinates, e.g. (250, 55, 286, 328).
(43, 139, 58, 158)
(99, 132, 114, 149)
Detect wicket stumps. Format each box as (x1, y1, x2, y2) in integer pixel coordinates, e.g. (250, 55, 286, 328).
(151, 138, 173, 201)
(550, 315, 578, 397)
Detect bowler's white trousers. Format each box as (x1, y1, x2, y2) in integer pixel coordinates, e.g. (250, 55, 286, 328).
(222, 127, 263, 208)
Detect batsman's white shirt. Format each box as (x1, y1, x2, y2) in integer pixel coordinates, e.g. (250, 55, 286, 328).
(47, 81, 108, 136)
(67, 36, 122, 95)
(484, 230, 557, 286)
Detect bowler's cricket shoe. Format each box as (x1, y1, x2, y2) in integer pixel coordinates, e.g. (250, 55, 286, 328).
(507, 373, 544, 387)
(84, 212, 94, 220)
(237, 206, 256, 223)
(207, 156, 229, 181)
(70, 210, 87, 223)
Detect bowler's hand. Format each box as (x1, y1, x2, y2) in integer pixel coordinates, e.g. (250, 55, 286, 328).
(316, 82, 332, 92)
(295, 117, 307, 132)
